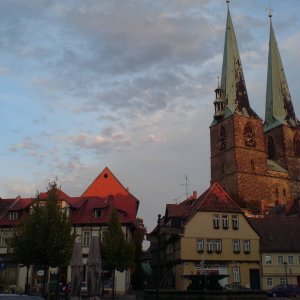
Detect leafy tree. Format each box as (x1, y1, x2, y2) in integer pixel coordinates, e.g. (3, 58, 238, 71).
(101, 208, 135, 299)
(10, 181, 75, 297)
(131, 218, 146, 290)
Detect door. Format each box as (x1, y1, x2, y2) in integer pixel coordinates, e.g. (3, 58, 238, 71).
(249, 269, 260, 290)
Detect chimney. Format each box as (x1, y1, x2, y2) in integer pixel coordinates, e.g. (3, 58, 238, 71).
(193, 191, 197, 199)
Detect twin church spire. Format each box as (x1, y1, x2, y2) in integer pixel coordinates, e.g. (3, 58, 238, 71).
(214, 1, 299, 130)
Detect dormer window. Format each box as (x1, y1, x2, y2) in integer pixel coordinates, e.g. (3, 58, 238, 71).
(8, 212, 19, 220)
(94, 209, 102, 218)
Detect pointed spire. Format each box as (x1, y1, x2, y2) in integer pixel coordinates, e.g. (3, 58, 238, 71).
(219, 1, 259, 119)
(264, 14, 300, 131)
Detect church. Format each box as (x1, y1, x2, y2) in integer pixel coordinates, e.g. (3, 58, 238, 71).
(210, 2, 300, 211)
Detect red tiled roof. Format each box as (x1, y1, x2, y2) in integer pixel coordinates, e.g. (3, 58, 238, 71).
(0, 197, 33, 226)
(249, 216, 300, 252)
(82, 167, 130, 197)
(163, 183, 242, 229)
(70, 194, 137, 225)
(194, 183, 242, 213)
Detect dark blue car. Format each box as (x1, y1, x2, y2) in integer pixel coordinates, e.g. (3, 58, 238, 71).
(266, 284, 300, 297)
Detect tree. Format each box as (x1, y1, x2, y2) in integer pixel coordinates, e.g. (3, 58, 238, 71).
(10, 181, 75, 297)
(101, 208, 135, 299)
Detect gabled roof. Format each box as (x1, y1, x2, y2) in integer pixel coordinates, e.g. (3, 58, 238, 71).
(193, 182, 242, 213)
(165, 183, 242, 223)
(0, 197, 34, 226)
(219, 3, 259, 120)
(82, 167, 130, 197)
(249, 217, 300, 252)
(264, 15, 300, 131)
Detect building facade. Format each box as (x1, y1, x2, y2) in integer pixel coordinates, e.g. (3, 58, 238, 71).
(0, 167, 139, 295)
(148, 183, 260, 290)
(250, 217, 300, 290)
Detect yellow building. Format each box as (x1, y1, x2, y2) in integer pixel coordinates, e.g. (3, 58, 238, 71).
(250, 217, 300, 290)
(148, 183, 261, 290)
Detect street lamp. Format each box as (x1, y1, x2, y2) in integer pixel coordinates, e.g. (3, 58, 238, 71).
(283, 261, 288, 284)
(156, 214, 161, 300)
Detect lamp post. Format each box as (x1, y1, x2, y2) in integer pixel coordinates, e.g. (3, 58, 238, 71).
(283, 261, 288, 284)
(156, 214, 161, 300)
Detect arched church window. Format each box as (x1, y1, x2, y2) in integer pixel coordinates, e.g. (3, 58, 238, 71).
(268, 136, 276, 160)
(244, 123, 256, 147)
(293, 134, 300, 157)
(219, 126, 227, 151)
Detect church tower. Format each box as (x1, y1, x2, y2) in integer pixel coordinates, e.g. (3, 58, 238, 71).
(264, 12, 300, 203)
(210, 1, 269, 203)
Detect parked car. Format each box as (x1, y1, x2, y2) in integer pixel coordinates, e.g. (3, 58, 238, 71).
(266, 284, 300, 297)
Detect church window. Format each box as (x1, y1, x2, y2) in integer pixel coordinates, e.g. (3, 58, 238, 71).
(275, 188, 279, 199)
(293, 134, 300, 157)
(267, 136, 276, 159)
(244, 123, 256, 147)
(283, 189, 286, 197)
(219, 126, 227, 151)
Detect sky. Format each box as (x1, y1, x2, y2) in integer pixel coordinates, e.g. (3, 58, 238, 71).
(1, 0, 300, 233)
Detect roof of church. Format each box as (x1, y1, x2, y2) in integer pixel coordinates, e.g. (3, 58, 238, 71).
(249, 216, 300, 252)
(219, 3, 259, 120)
(264, 15, 300, 131)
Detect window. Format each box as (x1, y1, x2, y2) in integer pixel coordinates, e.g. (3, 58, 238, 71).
(266, 277, 273, 287)
(265, 255, 272, 265)
(251, 159, 255, 171)
(222, 215, 229, 229)
(288, 255, 294, 264)
(232, 215, 239, 230)
(214, 240, 222, 253)
(8, 212, 18, 220)
(233, 240, 240, 253)
(196, 239, 204, 253)
(243, 240, 250, 253)
(268, 136, 276, 160)
(280, 277, 286, 285)
(206, 239, 213, 253)
(0, 231, 12, 247)
(244, 123, 256, 147)
(277, 256, 284, 264)
(294, 134, 300, 157)
(213, 214, 220, 229)
(233, 267, 240, 283)
(94, 209, 102, 218)
(220, 126, 227, 151)
(104, 173, 108, 178)
(82, 231, 91, 247)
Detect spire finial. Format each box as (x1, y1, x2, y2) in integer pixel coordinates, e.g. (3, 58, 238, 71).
(266, 6, 273, 19)
(226, 0, 230, 8)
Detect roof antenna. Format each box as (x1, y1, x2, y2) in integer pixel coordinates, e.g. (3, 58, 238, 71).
(180, 175, 190, 199)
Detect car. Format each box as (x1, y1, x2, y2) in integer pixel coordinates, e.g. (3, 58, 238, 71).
(266, 284, 300, 297)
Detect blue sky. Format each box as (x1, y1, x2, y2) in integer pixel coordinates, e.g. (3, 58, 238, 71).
(1, 0, 300, 231)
